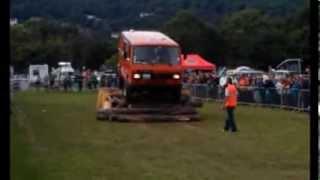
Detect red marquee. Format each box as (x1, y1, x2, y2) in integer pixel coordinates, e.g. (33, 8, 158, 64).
(181, 54, 216, 71)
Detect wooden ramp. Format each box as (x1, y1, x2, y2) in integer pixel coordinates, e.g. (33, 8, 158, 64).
(96, 87, 202, 122)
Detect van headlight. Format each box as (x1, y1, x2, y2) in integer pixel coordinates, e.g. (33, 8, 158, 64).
(133, 73, 141, 79)
(173, 74, 180, 79)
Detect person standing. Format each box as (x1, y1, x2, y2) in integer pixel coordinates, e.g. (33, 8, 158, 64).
(35, 74, 41, 91)
(75, 72, 83, 92)
(43, 74, 49, 91)
(63, 75, 68, 91)
(91, 72, 98, 89)
(81, 69, 87, 90)
(223, 77, 238, 132)
(49, 73, 56, 90)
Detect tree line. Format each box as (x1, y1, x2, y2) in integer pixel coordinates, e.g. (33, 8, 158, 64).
(11, 0, 304, 32)
(10, 7, 309, 72)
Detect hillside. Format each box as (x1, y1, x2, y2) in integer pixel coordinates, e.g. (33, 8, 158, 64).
(11, 0, 304, 31)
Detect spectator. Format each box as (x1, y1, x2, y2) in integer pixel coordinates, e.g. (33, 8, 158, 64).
(275, 79, 285, 94)
(289, 77, 301, 107)
(85, 69, 92, 89)
(63, 75, 69, 91)
(63, 74, 72, 91)
(254, 76, 264, 104)
(300, 76, 310, 109)
(238, 74, 249, 87)
(35, 74, 41, 90)
(91, 73, 98, 89)
(43, 74, 50, 91)
(100, 74, 107, 87)
(263, 77, 276, 104)
(49, 73, 56, 89)
(304, 67, 310, 74)
(81, 69, 87, 89)
(75, 72, 83, 92)
(218, 76, 227, 99)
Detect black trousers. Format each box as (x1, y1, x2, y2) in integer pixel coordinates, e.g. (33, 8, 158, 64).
(224, 107, 237, 132)
(78, 82, 83, 91)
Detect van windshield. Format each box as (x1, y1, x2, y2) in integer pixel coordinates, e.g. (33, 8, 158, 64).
(133, 46, 179, 65)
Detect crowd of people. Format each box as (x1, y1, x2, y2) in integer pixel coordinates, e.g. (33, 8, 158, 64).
(27, 67, 310, 108)
(35, 68, 310, 94)
(234, 74, 309, 106)
(182, 71, 216, 84)
(33, 69, 118, 92)
(183, 69, 310, 108)
(183, 69, 310, 90)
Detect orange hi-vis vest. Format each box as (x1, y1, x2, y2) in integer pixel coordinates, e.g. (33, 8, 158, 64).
(225, 84, 237, 108)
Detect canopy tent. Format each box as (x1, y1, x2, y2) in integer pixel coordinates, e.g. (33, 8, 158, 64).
(181, 54, 216, 72)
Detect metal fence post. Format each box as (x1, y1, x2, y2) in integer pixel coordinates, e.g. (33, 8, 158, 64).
(297, 90, 301, 110)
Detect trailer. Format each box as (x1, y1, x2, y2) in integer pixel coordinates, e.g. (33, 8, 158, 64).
(28, 64, 49, 84)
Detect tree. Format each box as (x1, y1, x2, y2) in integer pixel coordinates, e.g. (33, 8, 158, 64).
(104, 53, 118, 68)
(216, 8, 303, 68)
(161, 10, 225, 65)
(11, 0, 303, 32)
(10, 18, 117, 71)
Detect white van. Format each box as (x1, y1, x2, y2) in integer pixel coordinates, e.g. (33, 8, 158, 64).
(29, 64, 49, 84)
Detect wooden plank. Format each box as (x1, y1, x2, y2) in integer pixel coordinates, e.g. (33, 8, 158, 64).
(97, 106, 198, 115)
(112, 114, 200, 122)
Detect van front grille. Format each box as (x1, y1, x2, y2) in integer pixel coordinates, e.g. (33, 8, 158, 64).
(151, 73, 173, 79)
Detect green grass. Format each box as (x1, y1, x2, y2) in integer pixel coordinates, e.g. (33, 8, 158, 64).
(11, 90, 309, 180)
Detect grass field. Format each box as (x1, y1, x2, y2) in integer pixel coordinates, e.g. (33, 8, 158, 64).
(11, 90, 309, 180)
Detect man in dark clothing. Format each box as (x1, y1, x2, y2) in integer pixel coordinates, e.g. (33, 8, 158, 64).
(63, 75, 72, 91)
(263, 79, 276, 104)
(75, 73, 83, 92)
(100, 75, 107, 87)
(35, 74, 41, 90)
(289, 78, 302, 107)
(49, 74, 56, 89)
(91, 74, 98, 89)
(255, 77, 264, 104)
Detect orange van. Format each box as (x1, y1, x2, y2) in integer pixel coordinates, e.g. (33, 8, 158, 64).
(117, 30, 183, 102)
